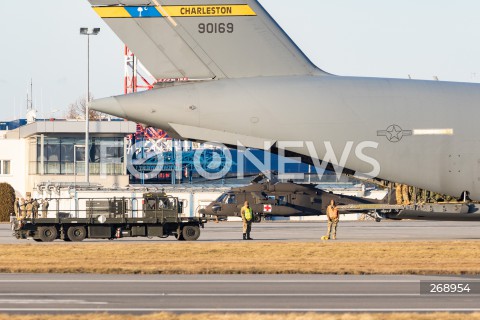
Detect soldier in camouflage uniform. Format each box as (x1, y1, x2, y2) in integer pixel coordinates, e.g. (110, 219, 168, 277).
(32, 199, 39, 219)
(395, 183, 403, 205)
(19, 198, 26, 220)
(323, 200, 339, 240)
(25, 199, 33, 219)
(422, 189, 431, 203)
(408, 186, 416, 204)
(401, 184, 410, 205)
(41, 199, 49, 218)
(13, 198, 19, 219)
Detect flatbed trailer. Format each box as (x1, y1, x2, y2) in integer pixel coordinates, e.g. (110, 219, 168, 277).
(13, 192, 207, 242)
(337, 202, 480, 221)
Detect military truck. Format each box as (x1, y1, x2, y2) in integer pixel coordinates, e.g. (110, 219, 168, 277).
(13, 192, 206, 242)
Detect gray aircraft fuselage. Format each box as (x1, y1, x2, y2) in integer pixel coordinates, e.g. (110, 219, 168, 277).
(92, 74, 480, 200)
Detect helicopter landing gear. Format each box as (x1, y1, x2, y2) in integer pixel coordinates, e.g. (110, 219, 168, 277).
(362, 210, 383, 222)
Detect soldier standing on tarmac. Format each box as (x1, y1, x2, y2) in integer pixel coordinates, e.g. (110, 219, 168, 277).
(323, 200, 339, 240)
(395, 183, 403, 205)
(409, 186, 417, 204)
(395, 183, 410, 205)
(240, 201, 253, 240)
(401, 184, 410, 205)
(13, 198, 19, 219)
(421, 189, 431, 203)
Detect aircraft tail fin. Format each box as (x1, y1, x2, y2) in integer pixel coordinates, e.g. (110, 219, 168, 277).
(89, 0, 325, 80)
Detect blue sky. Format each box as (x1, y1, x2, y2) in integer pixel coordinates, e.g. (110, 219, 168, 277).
(1, 0, 480, 120)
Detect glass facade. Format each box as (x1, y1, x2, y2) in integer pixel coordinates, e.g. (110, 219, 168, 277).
(32, 137, 124, 175)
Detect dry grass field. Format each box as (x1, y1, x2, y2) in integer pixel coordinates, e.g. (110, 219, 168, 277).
(0, 241, 479, 274)
(0, 313, 480, 320)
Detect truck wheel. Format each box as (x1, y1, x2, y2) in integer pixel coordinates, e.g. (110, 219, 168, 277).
(254, 214, 262, 223)
(67, 226, 87, 242)
(37, 226, 57, 242)
(182, 225, 200, 241)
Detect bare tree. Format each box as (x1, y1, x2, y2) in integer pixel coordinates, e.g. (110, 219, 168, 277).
(65, 94, 103, 120)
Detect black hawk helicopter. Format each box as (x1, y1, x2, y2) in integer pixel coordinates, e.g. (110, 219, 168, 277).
(199, 174, 391, 222)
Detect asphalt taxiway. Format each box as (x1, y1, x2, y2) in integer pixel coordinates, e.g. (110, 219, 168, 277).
(1, 220, 480, 244)
(0, 274, 479, 313)
(1, 221, 479, 314)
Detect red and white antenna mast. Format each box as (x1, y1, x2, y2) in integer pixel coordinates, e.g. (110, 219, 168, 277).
(124, 46, 156, 94)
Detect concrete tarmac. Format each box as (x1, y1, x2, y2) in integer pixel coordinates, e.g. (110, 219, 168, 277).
(1, 220, 480, 244)
(1, 221, 480, 314)
(0, 274, 479, 313)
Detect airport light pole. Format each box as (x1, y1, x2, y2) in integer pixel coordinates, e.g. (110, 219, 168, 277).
(80, 27, 100, 184)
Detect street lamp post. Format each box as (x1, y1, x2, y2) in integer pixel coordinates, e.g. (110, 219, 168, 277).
(80, 27, 100, 184)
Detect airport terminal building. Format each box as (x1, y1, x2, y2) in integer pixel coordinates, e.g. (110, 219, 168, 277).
(0, 119, 136, 196)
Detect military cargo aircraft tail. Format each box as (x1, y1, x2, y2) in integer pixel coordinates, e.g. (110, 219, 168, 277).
(89, 0, 325, 80)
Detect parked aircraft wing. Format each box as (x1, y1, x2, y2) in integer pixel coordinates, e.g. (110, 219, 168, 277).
(88, 0, 325, 79)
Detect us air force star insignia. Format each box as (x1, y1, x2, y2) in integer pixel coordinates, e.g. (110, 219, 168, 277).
(377, 125, 413, 143)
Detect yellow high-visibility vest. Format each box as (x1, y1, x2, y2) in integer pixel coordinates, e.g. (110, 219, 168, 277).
(244, 207, 253, 221)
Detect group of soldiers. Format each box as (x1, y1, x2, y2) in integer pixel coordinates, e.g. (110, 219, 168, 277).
(395, 183, 455, 205)
(13, 197, 49, 220)
(240, 199, 340, 241)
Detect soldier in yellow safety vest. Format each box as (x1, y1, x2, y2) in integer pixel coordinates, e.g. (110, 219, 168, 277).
(240, 201, 253, 240)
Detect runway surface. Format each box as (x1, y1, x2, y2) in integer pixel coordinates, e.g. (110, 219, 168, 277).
(1, 220, 480, 244)
(1, 221, 480, 314)
(0, 274, 479, 313)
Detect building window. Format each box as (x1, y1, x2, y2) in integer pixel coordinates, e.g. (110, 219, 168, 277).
(0, 160, 11, 175)
(4, 161, 10, 175)
(35, 137, 124, 176)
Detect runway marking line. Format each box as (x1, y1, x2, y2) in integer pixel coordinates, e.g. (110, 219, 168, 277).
(0, 299, 107, 305)
(1, 308, 480, 312)
(0, 280, 449, 283)
(0, 293, 423, 297)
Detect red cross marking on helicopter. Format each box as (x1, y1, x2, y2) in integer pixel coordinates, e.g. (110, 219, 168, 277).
(264, 205, 272, 212)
